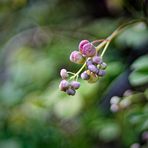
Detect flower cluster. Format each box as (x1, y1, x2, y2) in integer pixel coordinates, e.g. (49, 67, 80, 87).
(59, 69, 80, 95)
(81, 56, 107, 83)
(110, 96, 132, 112)
(59, 39, 108, 95)
(110, 90, 133, 112)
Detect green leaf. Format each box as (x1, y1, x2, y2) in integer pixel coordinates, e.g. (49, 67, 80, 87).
(99, 122, 120, 142)
(129, 70, 148, 86)
(129, 55, 148, 86)
(131, 54, 148, 70)
(116, 23, 148, 48)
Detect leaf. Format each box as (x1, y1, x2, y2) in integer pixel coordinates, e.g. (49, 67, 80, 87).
(131, 54, 148, 70)
(129, 70, 148, 86)
(129, 55, 148, 86)
(116, 23, 148, 48)
(99, 122, 120, 142)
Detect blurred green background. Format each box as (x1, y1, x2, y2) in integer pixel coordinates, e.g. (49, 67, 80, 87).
(0, 0, 148, 148)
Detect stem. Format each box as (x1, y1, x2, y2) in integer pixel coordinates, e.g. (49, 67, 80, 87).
(67, 72, 75, 75)
(96, 19, 146, 52)
(70, 62, 86, 80)
(95, 28, 119, 51)
(100, 41, 110, 57)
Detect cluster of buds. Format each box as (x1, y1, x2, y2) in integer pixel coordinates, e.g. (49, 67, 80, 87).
(81, 56, 107, 83)
(110, 96, 132, 112)
(59, 39, 108, 96)
(59, 69, 80, 95)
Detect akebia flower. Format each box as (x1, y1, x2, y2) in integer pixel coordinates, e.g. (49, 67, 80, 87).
(59, 21, 141, 96)
(59, 39, 108, 96)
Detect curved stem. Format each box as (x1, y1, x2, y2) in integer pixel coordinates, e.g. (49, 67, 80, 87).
(100, 41, 110, 57)
(95, 28, 119, 51)
(70, 62, 86, 80)
(67, 72, 75, 75)
(96, 19, 146, 52)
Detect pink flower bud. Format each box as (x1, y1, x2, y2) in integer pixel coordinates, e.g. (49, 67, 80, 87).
(60, 69, 69, 79)
(82, 43, 96, 57)
(59, 80, 69, 91)
(79, 40, 89, 53)
(71, 81, 80, 89)
(70, 51, 85, 64)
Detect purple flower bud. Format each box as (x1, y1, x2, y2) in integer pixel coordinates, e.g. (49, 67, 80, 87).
(82, 43, 96, 57)
(71, 81, 80, 89)
(81, 71, 90, 80)
(59, 80, 69, 91)
(79, 40, 89, 53)
(97, 70, 106, 76)
(66, 88, 76, 96)
(70, 51, 85, 64)
(92, 56, 102, 64)
(86, 59, 93, 66)
(60, 69, 69, 79)
(88, 64, 99, 73)
(100, 62, 107, 69)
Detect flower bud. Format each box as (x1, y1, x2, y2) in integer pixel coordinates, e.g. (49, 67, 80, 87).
(66, 88, 76, 96)
(110, 104, 119, 112)
(81, 71, 90, 80)
(88, 64, 99, 73)
(86, 59, 93, 66)
(92, 56, 102, 64)
(59, 80, 69, 91)
(60, 69, 69, 79)
(97, 70, 106, 76)
(79, 40, 89, 53)
(71, 81, 80, 89)
(70, 51, 85, 64)
(82, 43, 96, 57)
